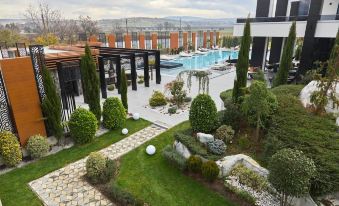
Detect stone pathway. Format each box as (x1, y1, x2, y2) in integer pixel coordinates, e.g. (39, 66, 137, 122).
(29, 124, 166, 206)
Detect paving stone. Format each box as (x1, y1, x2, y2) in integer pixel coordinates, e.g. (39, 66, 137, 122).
(29, 125, 166, 206)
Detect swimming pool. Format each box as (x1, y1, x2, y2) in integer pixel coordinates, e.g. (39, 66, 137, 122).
(161, 50, 239, 76)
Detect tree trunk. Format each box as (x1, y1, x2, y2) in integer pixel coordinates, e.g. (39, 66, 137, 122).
(256, 114, 260, 142)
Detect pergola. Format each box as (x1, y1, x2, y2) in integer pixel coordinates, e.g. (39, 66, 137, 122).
(93, 46, 161, 98)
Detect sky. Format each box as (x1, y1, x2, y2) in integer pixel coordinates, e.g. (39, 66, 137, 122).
(0, 0, 256, 19)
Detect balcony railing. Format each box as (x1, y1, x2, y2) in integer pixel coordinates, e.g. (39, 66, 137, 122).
(319, 14, 339, 20)
(237, 14, 339, 23)
(236, 16, 308, 23)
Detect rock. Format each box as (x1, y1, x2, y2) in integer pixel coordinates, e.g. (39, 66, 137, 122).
(197, 133, 214, 144)
(173, 140, 191, 159)
(216, 154, 269, 178)
(133, 113, 140, 120)
(122, 128, 128, 135)
(47, 136, 58, 146)
(146, 145, 156, 155)
(291, 195, 317, 206)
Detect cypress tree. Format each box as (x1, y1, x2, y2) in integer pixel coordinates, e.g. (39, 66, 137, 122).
(80, 45, 101, 121)
(120, 68, 128, 111)
(41, 66, 63, 140)
(273, 22, 296, 87)
(232, 18, 251, 102)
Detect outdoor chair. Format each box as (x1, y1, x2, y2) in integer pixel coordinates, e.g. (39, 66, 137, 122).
(15, 43, 28, 57)
(0, 42, 10, 59)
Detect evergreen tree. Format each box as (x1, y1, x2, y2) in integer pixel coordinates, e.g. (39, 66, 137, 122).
(41, 66, 63, 140)
(80, 45, 101, 121)
(273, 22, 296, 87)
(120, 68, 128, 111)
(232, 18, 251, 102)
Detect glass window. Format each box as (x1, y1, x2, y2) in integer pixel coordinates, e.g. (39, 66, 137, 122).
(132, 32, 138, 49)
(116, 32, 123, 48)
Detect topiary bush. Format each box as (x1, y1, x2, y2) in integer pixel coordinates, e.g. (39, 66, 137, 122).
(189, 94, 218, 133)
(26, 135, 50, 159)
(201, 160, 220, 181)
(215, 125, 235, 143)
(69, 108, 98, 144)
(0, 131, 22, 167)
(162, 145, 187, 171)
(86, 152, 116, 184)
(207, 139, 226, 155)
(107, 85, 115, 91)
(187, 155, 203, 173)
(149, 90, 167, 107)
(102, 97, 127, 130)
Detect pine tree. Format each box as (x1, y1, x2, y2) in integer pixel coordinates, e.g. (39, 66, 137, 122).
(41, 66, 63, 140)
(80, 45, 101, 121)
(273, 22, 296, 87)
(120, 68, 128, 111)
(232, 18, 251, 102)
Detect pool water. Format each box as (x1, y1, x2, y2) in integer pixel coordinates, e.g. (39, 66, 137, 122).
(161, 50, 239, 76)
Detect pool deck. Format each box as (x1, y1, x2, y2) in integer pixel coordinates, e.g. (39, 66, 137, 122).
(75, 68, 236, 127)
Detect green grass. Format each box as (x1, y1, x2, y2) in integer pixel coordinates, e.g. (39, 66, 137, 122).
(0, 119, 150, 206)
(116, 121, 236, 206)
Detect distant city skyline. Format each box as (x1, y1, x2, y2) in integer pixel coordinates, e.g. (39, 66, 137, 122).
(0, 0, 256, 19)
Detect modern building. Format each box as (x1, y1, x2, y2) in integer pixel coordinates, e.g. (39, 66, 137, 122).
(234, 0, 339, 73)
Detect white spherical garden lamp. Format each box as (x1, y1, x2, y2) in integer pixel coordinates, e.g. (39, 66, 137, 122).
(146, 145, 156, 155)
(133, 113, 140, 120)
(122, 128, 129, 135)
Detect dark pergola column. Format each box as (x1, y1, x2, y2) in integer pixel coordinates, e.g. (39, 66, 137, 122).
(269, 37, 283, 64)
(130, 54, 137, 90)
(143, 54, 150, 87)
(98, 56, 107, 99)
(155, 50, 161, 84)
(116, 58, 122, 94)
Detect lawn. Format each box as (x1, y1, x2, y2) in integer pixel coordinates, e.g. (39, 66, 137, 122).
(0, 118, 150, 206)
(116, 121, 236, 206)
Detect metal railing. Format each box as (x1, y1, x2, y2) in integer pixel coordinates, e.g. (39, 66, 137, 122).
(236, 15, 308, 23)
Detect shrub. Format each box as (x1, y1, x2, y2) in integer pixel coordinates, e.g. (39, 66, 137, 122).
(238, 134, 251, 150)
(26, 135, 50, 159)
(220, 100, 242, 131)
(107, 85, 115, 91)
(69, 108, 98, 144)
(168, 106, 177, 114)
(168, 80, 186, 107)
(162, 145, 187, 171)
(187, 155, 202, 173)
(201, 160, 220, 181)
(270, 84, 304, 97)
(189, 94, 218, 133)
(268, 149, 316, 206)
(106, 182, 144, 206)
(174, 132, 222, 160)
(86, 152, 116, 184)
(230, 164, 269, 191)
(220, 89, 233, 103)
(215, 125, 235, 143)
(265, 94, 339, 196)
(149, 90, 167, 107)
(224, 181, 256, 205)
(207, 140, 226, 155)
(0, 131, 22, 167)
(102, 97, 127, 129)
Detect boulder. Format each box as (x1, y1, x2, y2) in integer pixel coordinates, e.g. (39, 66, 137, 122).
(216, 154, 269, 178)
(173, 140, 191, 159)
(197, 133, 214, 144)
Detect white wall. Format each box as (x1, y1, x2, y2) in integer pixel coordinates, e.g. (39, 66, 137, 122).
(321, 0, 339, 15)
(315, 20, 339, 37)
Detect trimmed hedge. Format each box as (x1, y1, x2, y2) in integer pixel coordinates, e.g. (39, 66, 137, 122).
(69, 108, 98, 144)
(264, 94, 339, 196)
(189, 94, 218, 133)
(26, 135, 50, 159)
(201, 160, 220, 181)
(0, 131, 22, 167)
(102, 97, 127, 130)
(220, 89, 233, 103)
(187, 155, 202, 173)
(174, 132, 222, 161)
(270, 84, 304, 97)
(105, 182, 144, 206)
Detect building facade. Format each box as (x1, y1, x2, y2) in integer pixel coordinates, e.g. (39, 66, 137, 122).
(234, 0, 339, 72)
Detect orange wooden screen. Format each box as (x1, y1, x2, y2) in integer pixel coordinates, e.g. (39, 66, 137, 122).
(0, 57, 46, 145)
(151, 33, 158, 49)
(124, 34, 132, 48)
(170, 33, 179, 49)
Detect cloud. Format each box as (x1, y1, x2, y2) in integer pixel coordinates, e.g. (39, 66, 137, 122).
(0, 0, 256, 19)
